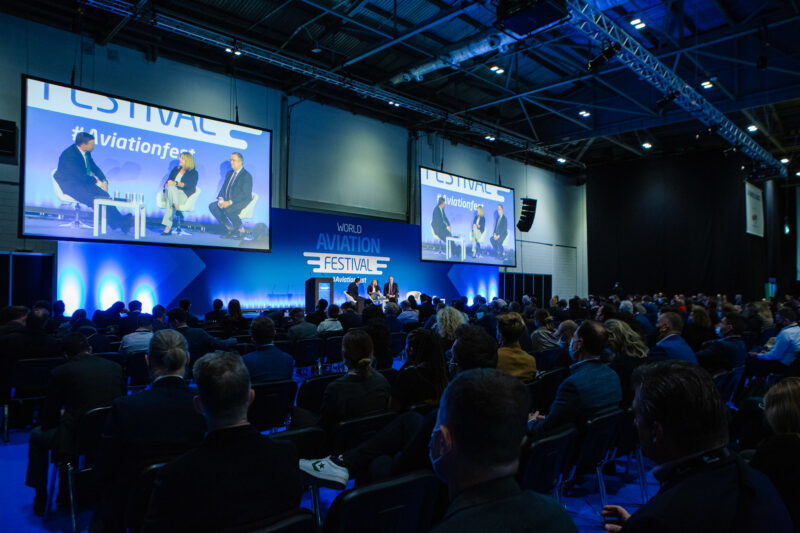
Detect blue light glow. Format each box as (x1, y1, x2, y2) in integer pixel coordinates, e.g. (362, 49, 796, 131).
(133, 283, 157, 314)
(58, 267, 85, 315)
(98, 274, 123, 310)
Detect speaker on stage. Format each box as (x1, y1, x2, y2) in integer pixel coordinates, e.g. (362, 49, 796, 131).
(517, 198, 537, 232)
(306, 277, 334, 314)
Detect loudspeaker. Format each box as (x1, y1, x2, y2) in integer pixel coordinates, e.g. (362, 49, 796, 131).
(517, 198, 537, 232)
(0, 120, 16, 157)
(497, 0, 569, 37)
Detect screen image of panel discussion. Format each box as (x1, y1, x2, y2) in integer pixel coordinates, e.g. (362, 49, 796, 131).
(20, 77, 271, 252)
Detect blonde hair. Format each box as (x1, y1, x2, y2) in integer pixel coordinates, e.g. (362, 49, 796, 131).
(604, 319, 648, 359)
(148, 329, 189, 372)
(180, 151, 196, 171)
(436, 306, 467, 341)
(756, 301, 774, 329)
(764, 377, 800, 434)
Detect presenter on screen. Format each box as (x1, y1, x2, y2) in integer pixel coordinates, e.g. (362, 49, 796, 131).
(491, 204, 508, 258)
(347, 277, 366, 312)
(54, 132, 133, 233)
(431, 196, 451, 242)
(383, 276, 399, 299)
(160, 152, 199, 235)
(470, 205, 486, 258)
(209, 152, 252, 239)
(367, 279, 380, 296)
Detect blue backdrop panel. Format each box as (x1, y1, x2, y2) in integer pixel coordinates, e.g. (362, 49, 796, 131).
(57, 208, 498, 315)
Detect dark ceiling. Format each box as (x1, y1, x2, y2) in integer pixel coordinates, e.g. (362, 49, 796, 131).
(5, 0, 800, 175)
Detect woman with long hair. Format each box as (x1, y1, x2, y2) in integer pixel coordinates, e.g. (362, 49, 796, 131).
(433, 305, 467, 351)
(390, 328, 448, 411)
(222, 298, 249, 336)
(161, 151, 199, 235)
(605, 318, 648, 406)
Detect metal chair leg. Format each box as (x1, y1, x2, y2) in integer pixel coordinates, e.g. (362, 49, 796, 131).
(636, 448, 649, 503)
(596, 465, 608, 508)
(45, 462, 58, 520)
(310, 483, 323, 526)
(68, 462, 78, 533)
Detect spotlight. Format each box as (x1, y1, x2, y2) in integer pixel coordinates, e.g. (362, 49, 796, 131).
(311, 41, 322, 54)
(490, 65, 499, 71)
(579, 110, 591, 117)
(781, 158, 790, 164)
(557, 157, 566, 164)
(224, 47, 233, 53)
(641, 142, 652, 150)
(485, 135, 496, 141)
(634, 22, 646, 29)
(495, 68, 505, 74)
(630, 18, 642, 25)
(394, 102, 400, 107)
(587, 42, 621, 71)
(785, 216, 791, 235)
(747, 125, 758, 133)
(796, 171, 800, 177)
(234, 49, 242, 56)
(701, 80, 714, 89)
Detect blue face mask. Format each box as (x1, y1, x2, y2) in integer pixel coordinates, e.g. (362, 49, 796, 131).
(715, 324, 723, 337)
(476, 312, 484, 320)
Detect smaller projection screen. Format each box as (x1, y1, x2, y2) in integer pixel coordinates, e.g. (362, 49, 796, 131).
(420, 167, 516, 267)
(20, 77, 271, 252)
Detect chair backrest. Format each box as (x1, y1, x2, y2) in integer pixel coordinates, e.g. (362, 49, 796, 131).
(125, 351, 151, 386)
(125, 461, 168, 531)
(536, 348, 565, 372)
(296, 373, 344, 414)
(343, 290, 356, 303)
(238, 192, 259, 219)
(274, 339, 294, 355)
(406, 291, 421, 301)
(332, 411, 396, 454)
(402, 321, 421, 333)
(518, 424, 578, 494)
(324, 471, 439, 533)
(74, 406, 112, 461)
(52, 171, 78, 203)
(248, 380, 299, 431)
(378, 368, 398, 386)
(527, 367, 570, 412)
(95, 352, 125, 367)
(270, 427, 328, 459)
(569, 409, 626, 475)
(180, 186, 202, 211)
(11, 357, 65, 397)
(293, 338, 322, 367)
(222, 508, 317, 533)
(324, 336, 344, 364)
(613, 408, 639, 456)
(389, 332, 407, 357)
(714, 365, 745, 404)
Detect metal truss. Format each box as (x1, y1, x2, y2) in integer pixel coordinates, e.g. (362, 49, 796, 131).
(566, 0, 787, 177)
(81, 0, 583, 168)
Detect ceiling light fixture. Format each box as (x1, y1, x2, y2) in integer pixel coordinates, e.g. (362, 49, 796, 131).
(701, 80, 714, 89)
(490, 65, 499, 72)
(642, 142, 652, 150)
(635, 22, 646, 29)
(557, 157, 566, 164)
(234, 49, 242, 56)
(485, 135, 496, 141)
(630, 19, 642, 25)
(781, 158, 790, 164)
(494, 68, 505, 75)
(224, 47, 233, 53)
(579, 110, 591, 117)
(747, 125, 758, 133)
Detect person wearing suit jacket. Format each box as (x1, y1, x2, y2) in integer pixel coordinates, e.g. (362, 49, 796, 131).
(96, 329, 207, 532)
(528, 321, 622, 434)
(490, 204, 508, 259)
(242, 317, 293, 383)
(160, 152, 199, 235)
(648, 312, 698, 364)
(166, 308, 235, 369)
(143, 351, 302, 532)
(431, 196, 451, 241)
(383, 276, 399, 299)
(54, 132, 133, 233)
(209, 152, 253, 239)
(470, 206, 486, 258)
(25, 333, 125, 515)
(696, 313, 748, 373)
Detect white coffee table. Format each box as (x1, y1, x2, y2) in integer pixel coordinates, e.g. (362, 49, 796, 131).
(446, 236, 465, 261)
(93, 198, 147, 239)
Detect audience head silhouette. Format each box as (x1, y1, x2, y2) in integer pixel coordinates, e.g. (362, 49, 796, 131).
(571, 320, 607, 360)
(763, 377, 800, 434)
(451, 324, 497, 372)
(250, 316, 276, 346)
(342, 329, 373, 376)
(192, 351, 254, 430)
(167, 308, 188, 327)
(62, 332, 91, 358)
(496, 312, 526, 345)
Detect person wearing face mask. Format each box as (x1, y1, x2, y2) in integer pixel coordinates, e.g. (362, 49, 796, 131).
(429, 369, 577, 533)
(527, 321, 622, 435)
(648, 312, 698, 364)
(695, 312, 748, 373)
(746, 307, 800, 378)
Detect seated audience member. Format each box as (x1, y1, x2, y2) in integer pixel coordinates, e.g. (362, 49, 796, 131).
(750, 377, 800, 529)
(120, 300, 147, 337)
(430, 369, 578, 533)
(316, 304, 343, 334)
(602, 361, 792, 533)
(1, 305, 59, 359)
(26, 333, 125, 515)
(390, 328, 448, 411)
(365, 318, 393, 370)
(74, 318, 113, 353)
(45, 300, 69, 333)
(605, 319, 649, 407)
(475, 302, 499, 339)
(418, 293, 436, 325)
(151, 305, 168, 331)
(397, 300, 419, 325)
(595, 302, 617, 323)
(143, 351, 302, 532)
(530, 309, 559, 353)
(682, 306, 716, 352)
(286, 308, 318, 342)
(528, 320, 622, 434)
(306, 299, 329, 326)
(167, 308, 235, 364)
(338, 301, 363, 332)
(385, 302, 403, 333)
(434, 305, 467, 352)
(648, 312, 698, 364)
(242, 317, 293, 383)
(92, 301, 126, 331)
(119, 314, 155, 357)
(204, 299, 226, 325)
(695, 312, 747, 373)
(97, 329, 206, 531)
(178, 298, 200, 328)
(496, 312, 537, 381)
(362, 300, 385, 323)
(317, 330, 390, 434)
(222, 299, 250, 336)
(299, 324, 497, 487)
(555, 319, 578, 351)
(748, 307, 800, 377)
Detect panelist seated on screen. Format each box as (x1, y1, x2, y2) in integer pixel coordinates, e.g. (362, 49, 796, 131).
(470, 205, 486, 258)
(431, 196, 452, 241)
(367, 279, 381, 296)
(383, 276, 399, 299)
(54, 132, 133, 233)
(161, 151, 199, 235)
(209, 152, 253, 240)
(490, 204, 508, 258)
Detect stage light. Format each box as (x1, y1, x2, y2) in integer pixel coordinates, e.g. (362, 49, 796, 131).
(557, 157, 566, 164)
(747, 125, 758, 133)
(484, 135, 496, 141)
(579, 110, 591, 117)
(701, 80, 713, 89)
(133, 284, 157, 314)
(311, 41, 322, 54)
(224, 47, 233, 53)
(98, 274, 123, 310)
(785, 217, 791, 235)
(635, 22, 646, 29)
(494, 68, 505, 74)
(630, 19, 642, 26)
(781, 158, 790, 164)
(796, 171, 800, 177)
(490, 65, 499, 72)
(641, 142, 652, 150)
(58, 267, 85, 315)
(234, 49, 242, 56)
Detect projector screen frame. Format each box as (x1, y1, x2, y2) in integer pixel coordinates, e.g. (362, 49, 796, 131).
(18, 74, 273, 253)
(418, 165, 517, 268)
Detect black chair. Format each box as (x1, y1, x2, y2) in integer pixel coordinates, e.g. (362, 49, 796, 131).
(331, 411, 396, 455)
(324, 471, 439, 533)
(248, 380, 299, 431)
(564, 409, 626, 507)
(126, 351, 151, 388)
(402, 321, 421, 333)
(324, 336, 344, 367)
(517, 424, 577, 502)
(536, 348, 566, 372)
(613, 409, 648, 504)
(526, 367, 569, 413)
(713, 366, 745, 405)
(270, 427, 328, 459)
(222, 508, 317, 533)
(378, 368, 398, 387)
(124, 461, 168, 532)
(108, 341, 121, 352)
(293, 338, 322, 370)
(389, 332, 407, 358)
(95, 352, 126, 367)
(2, 357, 65, 442)
(274, 340, 294, 356)
(296, 373, 344, 414)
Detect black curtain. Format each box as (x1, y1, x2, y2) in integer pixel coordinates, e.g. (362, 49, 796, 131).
(586, 151, 782, 300)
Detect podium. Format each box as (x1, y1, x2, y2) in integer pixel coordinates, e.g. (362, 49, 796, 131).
(306, 277, 334, 314)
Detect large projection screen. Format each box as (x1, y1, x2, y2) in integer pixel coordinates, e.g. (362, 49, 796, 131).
(420, 166, 516, 267)
(20, 77, 271, 252)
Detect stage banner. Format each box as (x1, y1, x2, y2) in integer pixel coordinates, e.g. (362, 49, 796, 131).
(57, 208, 499, 315)
(745, 182, 764, 238)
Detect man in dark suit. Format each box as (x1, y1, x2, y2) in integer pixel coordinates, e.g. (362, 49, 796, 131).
(431, 196, 451, 241)
(143, 351, 302, 531)
(418, 293, 436, 325)
(179, 299, 200, 328)
(208, 152, 253, 239)
(430, 369, 577, 533)
(696, 312, 748, 373)
(96, 329, 206, 531)
(92, 301, 126, 331)
(528, 320, 622, 434)
(25, 333, 125, 515)
(306, 299, 328, 326)
(54, 132, 133, 233)
(383, 276, 399, 299)
(490, 204, 508, 258)
(167, 308, 235, 366)
(601, 361, 792, 532)
(242, 317, 293, 383)
(204, 299, 227, 325)
(649, 311, 698, 364)
(119, 300, 148, 337)
(151, 305, 168, 332)
(347, 277, 365, 312)
(338, 301, 363, 332)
